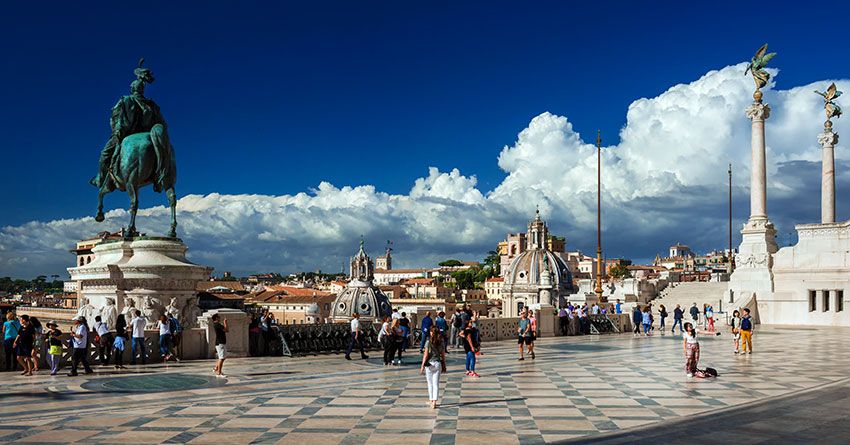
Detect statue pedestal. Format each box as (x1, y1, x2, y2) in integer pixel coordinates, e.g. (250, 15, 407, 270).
(727, 218, 778, 308)
(68, 237, 212, 329)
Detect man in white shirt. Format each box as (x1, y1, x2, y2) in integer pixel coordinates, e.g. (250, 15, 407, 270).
(391, 309, 401, 320)
(93, 315, 113, 365)
(129, 310, 147, 365)
(68, 316, 93, 376)
(344, 313, 368, 361)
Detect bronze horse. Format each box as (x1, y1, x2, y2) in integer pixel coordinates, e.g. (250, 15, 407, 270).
(95, 123, 177, 238)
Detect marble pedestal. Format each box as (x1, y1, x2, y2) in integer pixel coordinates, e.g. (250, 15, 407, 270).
(199, 308, 249, 358)
(726, 218, 778, 315)
(67, 237, 213, 330)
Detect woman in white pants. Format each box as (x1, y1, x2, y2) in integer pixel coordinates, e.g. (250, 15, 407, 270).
(420, 326, 447, 409)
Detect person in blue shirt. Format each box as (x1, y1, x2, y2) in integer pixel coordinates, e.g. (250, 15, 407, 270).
(434, 311, 448, 345)
(615, 299, 622, 314)
(419, 311, 433, 353)
(641, 306, 652, 336)
(2, 312, 21, 371)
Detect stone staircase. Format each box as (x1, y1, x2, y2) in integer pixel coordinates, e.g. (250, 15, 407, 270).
(650, 281, 730, 315)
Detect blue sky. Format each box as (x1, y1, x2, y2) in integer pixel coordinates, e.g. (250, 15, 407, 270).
(2, 1, 850, 278)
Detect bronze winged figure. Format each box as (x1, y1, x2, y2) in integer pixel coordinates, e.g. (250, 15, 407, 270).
(745, 43, 776, 90)
(815, 82, 843, 120)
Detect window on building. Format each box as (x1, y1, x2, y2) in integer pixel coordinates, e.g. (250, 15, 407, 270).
(809, 290, 816, 312)
(837, 290, 844, 312)
(823, 290, 830, 312)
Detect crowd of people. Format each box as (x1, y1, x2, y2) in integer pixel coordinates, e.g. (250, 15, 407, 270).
(0, 309, 191, 377)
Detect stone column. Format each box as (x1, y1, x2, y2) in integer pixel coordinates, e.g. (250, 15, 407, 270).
(819, 127, 838, 224)
(727, 92, 778, 307)
(746, 98, 770, 221)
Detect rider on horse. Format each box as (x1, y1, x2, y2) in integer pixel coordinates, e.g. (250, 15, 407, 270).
(91, 59, 178, 238)
(90, 59, 171, 193)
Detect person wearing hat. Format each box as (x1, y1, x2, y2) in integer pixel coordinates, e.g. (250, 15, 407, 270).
(45, 321, 63, 375)
(68, 316, 93, 376)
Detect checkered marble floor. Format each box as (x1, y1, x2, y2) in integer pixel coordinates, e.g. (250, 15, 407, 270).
(0, 326, 847, 444)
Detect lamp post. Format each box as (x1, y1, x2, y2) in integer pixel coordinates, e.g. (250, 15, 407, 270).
(728, 163, 734, 272)
(595, 130, 604, 303)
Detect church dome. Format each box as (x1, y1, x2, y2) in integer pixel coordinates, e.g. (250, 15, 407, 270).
(503, 210, 574, 292)
(330, 280, 392, 322)
(330, 239, 392, 322)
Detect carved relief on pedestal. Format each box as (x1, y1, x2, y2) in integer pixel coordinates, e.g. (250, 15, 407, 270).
(100, 297, 118, 329)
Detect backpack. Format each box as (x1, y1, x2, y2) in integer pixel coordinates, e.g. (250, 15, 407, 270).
(740, 316, 752, 330)
(168, 317, 177, 335)
(452, 314, 462, 328)
(704, 367, 718, 377)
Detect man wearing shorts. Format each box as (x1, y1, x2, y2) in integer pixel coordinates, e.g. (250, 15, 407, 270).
(212, 314, 228, 378)
(517, 310, 532, 361)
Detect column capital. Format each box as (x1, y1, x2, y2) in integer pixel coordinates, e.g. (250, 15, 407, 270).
(818, 130, 839, 147)
(745, 102, 771, 121)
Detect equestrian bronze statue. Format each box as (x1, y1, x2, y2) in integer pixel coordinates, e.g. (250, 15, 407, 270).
(91, 59, 178, 238)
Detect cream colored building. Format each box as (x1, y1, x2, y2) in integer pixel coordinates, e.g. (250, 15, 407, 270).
(484, 277, 503, 300)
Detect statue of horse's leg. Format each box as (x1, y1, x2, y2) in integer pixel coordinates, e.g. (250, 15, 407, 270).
(127, 183, 139, 236)
(166, 186, 177, 238)
(95, 187, 106, 222)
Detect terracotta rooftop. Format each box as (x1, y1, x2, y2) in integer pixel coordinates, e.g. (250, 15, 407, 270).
(252, 292, 336, 305)
(485, 277, 504, 282)
(196, 281, 245, 292)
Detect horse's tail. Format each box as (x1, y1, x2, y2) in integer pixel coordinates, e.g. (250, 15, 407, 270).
(150, 123, 176, 191)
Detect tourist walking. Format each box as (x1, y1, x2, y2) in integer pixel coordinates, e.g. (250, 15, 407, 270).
(672, 304, 684, 334)
(527, 310, 537, 359)
(706, 305, 715, 332)
(344, 313, 368, 361)
(558, 306, 568, 335)
(168, 313, 182, 361)
(690, 303, 700, 325)
(435, 311, 449, 347)
(632, 305, 642, 336)
(113, 314, 128, 368)
(399, 312, 410, 353)
(683, 322, 699, 377)
(129, 310, 147, 365)
(641, 306, 652, 336)
(45, 321, 62, 375)
(378, 316, 390, 365)
(157, 315, 172, 362)
(615, 299, 622, 314)
(3, 312, 21, 371)
(659, 305, 668, 334)
(29, 317, 43, 371)
(730, 310, 741, 354)
(94, 315, 112, 365)
(449, 309, 462, 349)
(517, 310, 532, 360)
(462, 322, 478, 377)
(392, 318, 405, 365)
(13, 315, 35, 376)
(740, 308, 754, 354)
(419, 311, 433, 353)
(68, 316, 93, 376)
(212, 313, 228, 378)
(420, 326, 447, 409)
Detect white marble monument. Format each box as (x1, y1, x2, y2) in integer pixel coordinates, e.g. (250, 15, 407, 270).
(68, 237, 212, 329)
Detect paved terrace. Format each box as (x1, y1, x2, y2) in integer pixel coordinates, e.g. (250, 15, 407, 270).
(0, 326, 847, 444)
